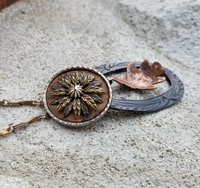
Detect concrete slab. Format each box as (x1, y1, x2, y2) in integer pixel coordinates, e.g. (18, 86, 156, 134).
(0, 0, 199, 187)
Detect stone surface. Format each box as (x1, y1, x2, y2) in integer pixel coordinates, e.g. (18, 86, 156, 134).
(0, 0, 199, 187)
(0, 175, 30, 188)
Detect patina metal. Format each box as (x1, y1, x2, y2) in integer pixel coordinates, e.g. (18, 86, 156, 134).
(0, 99, 43, 107)
(0, 114, 49, 136)
(44, 67, 112, 127)
(0, 100, 48, 136)
(0, 61, 184, 136)
(50, 71, 105, 118)
(108, 60, 166, 90)
(95, 61, 184, 112)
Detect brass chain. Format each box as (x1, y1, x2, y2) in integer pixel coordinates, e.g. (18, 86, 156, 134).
(0, 100, 49, 136)
(0, 99, 44, 107)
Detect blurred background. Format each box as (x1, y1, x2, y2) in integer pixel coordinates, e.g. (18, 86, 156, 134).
(0, 0, 18, 10)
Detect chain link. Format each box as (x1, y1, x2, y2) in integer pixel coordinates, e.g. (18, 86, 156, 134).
(0, 99, 43, 107)
(0, 100, 48, 136)
(0, 113, 49, 136)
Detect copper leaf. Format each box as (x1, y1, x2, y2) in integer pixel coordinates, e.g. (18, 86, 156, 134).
(109, 60, 166, 90)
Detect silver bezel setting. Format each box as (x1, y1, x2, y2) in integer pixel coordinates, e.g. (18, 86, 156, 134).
(43, 66, 112, 127)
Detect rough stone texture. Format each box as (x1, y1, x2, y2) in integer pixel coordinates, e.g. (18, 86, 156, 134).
(0, 0, 199, 187)
(0, 175, 30, 188)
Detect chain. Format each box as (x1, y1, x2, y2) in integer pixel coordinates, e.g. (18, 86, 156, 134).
(0, 99, 43, 107)
(0, 100, 49, 136)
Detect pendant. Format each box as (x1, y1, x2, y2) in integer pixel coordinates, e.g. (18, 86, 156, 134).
(0, 60, 184, 136)
(43, 67, 112, 127)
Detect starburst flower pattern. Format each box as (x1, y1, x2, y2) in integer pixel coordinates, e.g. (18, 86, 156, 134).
(50, 71, 104, 118)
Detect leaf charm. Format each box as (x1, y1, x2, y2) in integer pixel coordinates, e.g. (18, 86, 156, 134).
(109, 60, 166, 90)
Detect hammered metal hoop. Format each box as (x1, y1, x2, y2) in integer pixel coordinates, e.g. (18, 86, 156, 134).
(95, 62, 184, 112)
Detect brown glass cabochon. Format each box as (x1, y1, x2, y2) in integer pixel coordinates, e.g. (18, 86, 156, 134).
(46, 68, 110, 123)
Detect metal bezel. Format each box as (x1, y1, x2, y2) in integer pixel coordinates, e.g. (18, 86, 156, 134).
(43, 66, 112, 127)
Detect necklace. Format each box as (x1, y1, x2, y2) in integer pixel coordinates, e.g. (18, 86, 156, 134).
(0, 60, 184, 136)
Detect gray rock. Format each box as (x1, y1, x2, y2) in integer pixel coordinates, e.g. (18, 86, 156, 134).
(0, 175, 30, 188)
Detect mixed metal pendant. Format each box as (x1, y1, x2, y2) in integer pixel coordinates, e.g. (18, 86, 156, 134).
(0, 60, 184, 136)
(44, 67, 112, 127)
